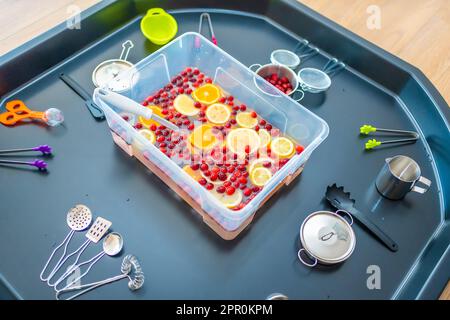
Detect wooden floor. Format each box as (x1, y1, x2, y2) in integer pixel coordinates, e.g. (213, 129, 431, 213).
(0, 0, 448, 299)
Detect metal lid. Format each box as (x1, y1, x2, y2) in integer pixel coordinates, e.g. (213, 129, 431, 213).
(300, 211, 355, 263)
(92, 59, 134, 92)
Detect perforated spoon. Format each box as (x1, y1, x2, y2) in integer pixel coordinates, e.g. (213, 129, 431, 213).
(40, 205, 92, 282)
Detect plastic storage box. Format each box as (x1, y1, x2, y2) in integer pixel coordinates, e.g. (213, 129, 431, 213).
(94, 32, 329, 240)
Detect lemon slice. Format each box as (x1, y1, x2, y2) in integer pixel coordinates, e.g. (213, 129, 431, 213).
(183, 165, 202, 181)
(192, 84, 221, 105)
(258, 129, 271, 149)
(226, 128, 261, 157)
(138, 129, 156, 144)
(248, 157, 275, 174)
(271, 137, 295, 159)
(206, 103, 231, 124)
(236, 112, 258, 128)
(138, 105, 164, 128)
(174, 94, 200, 116)
(250, 167, 272, 187)
(210, 189, 243, 209)
(188, 124, 219, 150)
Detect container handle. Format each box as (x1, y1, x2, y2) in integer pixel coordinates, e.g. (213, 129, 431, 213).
(293, 89, 305, 102)
(412, 176, 432, 194)
(297, 249, 318, 267)
(249, 64, 262, 72)
(146, 8, 166, 16)
(335, 209, 354, 226)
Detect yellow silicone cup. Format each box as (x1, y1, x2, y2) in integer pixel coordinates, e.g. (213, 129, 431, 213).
(140, 8, 178, 45)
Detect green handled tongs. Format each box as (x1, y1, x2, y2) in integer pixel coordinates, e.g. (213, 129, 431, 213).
(360, 124, 419, 150)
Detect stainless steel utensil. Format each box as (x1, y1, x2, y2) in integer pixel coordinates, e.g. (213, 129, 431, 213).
(326, 184, 399, 252)
(198, 13, 217, 45)
(266, 293, 289, 300)
(298, 210, 356, 267)
(46, 216, 112, 286)
(54, 232, 123, 291)
(56, 254, 144, 300)
(40, 205, 92, 282)
(297, 58, 345, 94)
(375, 155, 431, 200)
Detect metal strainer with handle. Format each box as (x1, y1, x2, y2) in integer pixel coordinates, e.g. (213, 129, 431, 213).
(40, 205, 92, 282)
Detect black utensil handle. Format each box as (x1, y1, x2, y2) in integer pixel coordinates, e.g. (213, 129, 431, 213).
(60, 73, 91, 101)
(85, 101, 105, 120)
(350, 209, 399, 252)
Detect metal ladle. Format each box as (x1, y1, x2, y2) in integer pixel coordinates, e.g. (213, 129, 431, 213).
(56, 254, 144, 300)
(53, 232, 123, 291)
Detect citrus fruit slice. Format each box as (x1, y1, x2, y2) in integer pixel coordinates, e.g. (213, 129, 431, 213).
(183, 165, 202, 181)
(258, 129, 271, 149)
(188, 124, 219, 150)
(270, 137, 295, 159)
(138, 105, 164, 128)
(236, 112, 258, 128)
(210, 189, 243, 209)
(206, 103, 231, 124)
(226, 128, 260, 157)
(192, 83, 221, 105)
(174, 94, 199, 116)
(250, 167, 272, 187)
(248, 157, 275, 175)
(138, 129, 156, 144)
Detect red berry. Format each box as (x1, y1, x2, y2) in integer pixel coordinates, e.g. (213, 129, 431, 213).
(296, 145, 305, 154)
(217, 186, 226, 194)
(157, 136, 165, 143)
(244, 145, 251, 154)
(259, 119, 266, 126)
(210, 173, 218, 181)
(224, 181, 232, 187)
(206, 183, 214, 190)
(218, 172, 227, 181)
(188, 123, 195, 131)
(219, 97, 226, 103)
(193, 69, 200, 75)
(135, 123, 143, 129)
(239, 177, 247, 185)
(265, 124, 272, 130)
(227, 96, 234, 101)
(250, 111, 257, 118)
(142, 101, 149, 106)
(190, 163, 200, 170)
(200, 163, 209, 171)
(240, 104, 247, 111)
(226, 187, 235, 195)
(198, 178, 207, 186)
(205, 78, 213, 83)
(252, 186, 261, 193)
(243, 188, 252, 197)
(122, 115, 129, 121)
(194, 102, 202, 108)
(254, 125, 260, 132)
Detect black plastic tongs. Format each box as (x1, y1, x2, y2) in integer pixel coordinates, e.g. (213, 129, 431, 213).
(326, 184, 398, 252)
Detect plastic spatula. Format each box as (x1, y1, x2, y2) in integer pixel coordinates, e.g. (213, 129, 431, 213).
(96, 89, 179, 132)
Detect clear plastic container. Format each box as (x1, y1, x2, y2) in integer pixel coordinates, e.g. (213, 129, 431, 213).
(93, 32, 329, 235)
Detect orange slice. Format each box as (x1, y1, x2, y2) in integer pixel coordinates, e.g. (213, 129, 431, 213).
(226, 128, 260, 157)
(236, 112, 258, 128)
(138, 105, 164, 128)
(206, 103, 231, 124)
(174, 94, 199, 116)
(188, 124, 219, 150)
(192, 84, 221, 105)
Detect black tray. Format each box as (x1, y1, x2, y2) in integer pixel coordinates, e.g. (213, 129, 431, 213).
(0, 0, 449, 300)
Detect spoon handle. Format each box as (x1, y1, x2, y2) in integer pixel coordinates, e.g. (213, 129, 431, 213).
(348, 207, 398, 252)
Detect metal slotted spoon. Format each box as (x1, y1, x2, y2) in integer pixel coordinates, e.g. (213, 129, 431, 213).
(56, 255, 144, 300)
(53, 232, 124, 291)
(40, 205, 92, 282)
(46, 216, 112, 286)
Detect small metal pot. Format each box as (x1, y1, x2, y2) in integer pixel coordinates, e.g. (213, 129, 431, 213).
(249, 63, 304, 101)
(375, 155, 432, 200)
(298, 210, 356, 267)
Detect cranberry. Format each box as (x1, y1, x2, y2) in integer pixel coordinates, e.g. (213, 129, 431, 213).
(265, 124, 273, 131)
(219, 97, 226, 103)
(194, 102, 202, 108)
(296, 145, 305, 154)
(200, 163, 209, 171)
(223, 181, 232, 187)
(206, 183, 214, 190)
(193, 69, 200, 75)
(239, 177, 247, 185)
(217, 186, 226, 194)
(198, 178, 207, 186)
(122, 115, 129, 121)
(185, 67, 192, 73)
(135, 123, 143, 129)
(210, 173, 218, 181)
(188, 123, 195, 131)
(240, 104, 247, 111)
(178, 88, 184, 94)
(250, 111, 257, 118)
(203, 170, 211, 177)
(252, 186, 261, 193)
(205, 78, 213, 83)
(142, 101, 149, 106)
(218, 172, 227, 181)
(226, 187, 235, 195)
(190, 163, 200, 170)
(238, 165, 246, 171)
(230, 176, 237, 182)
(157, 136, 165, 143)
(254, 125, 260, 132)
(263, 161, 272, 168)
(186, 88, 192, 94)
(244, 145, 251, 154)
(243, 188, 252, 197)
